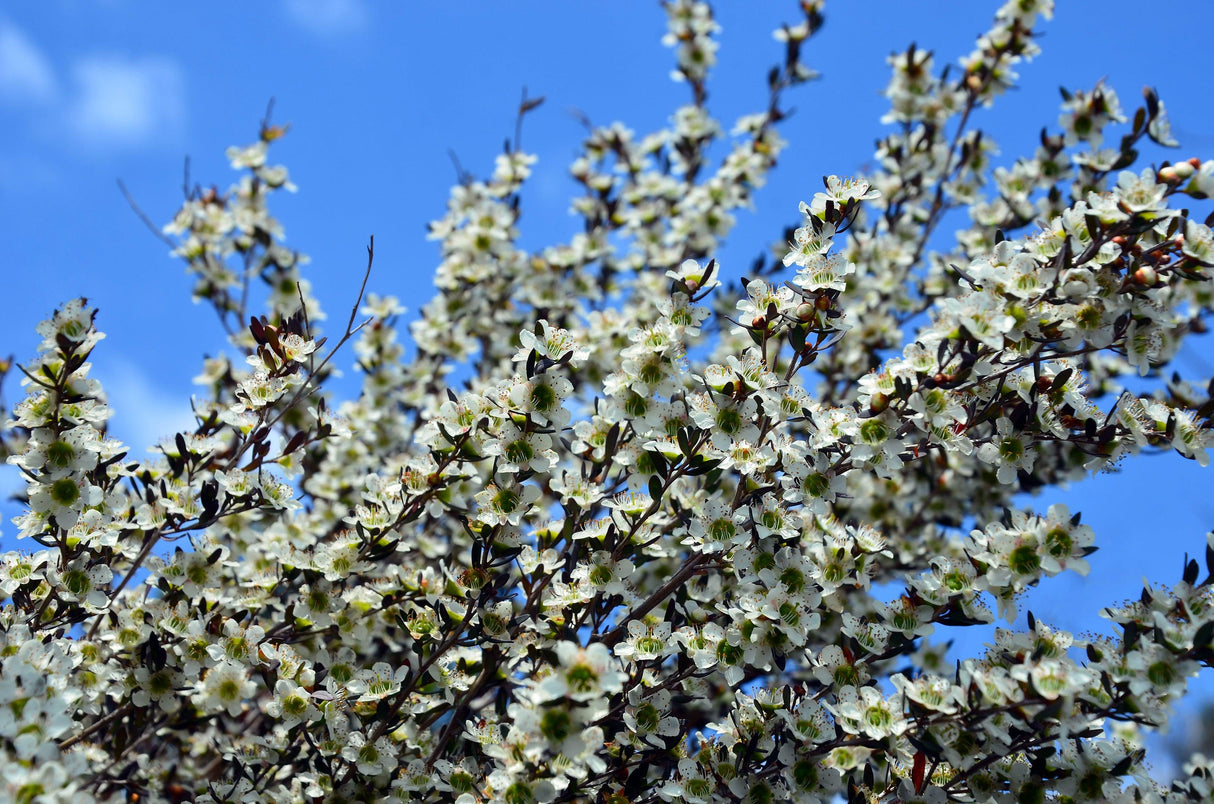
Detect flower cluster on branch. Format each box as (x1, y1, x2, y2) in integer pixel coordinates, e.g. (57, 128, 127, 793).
(1, 1, 1213, 802)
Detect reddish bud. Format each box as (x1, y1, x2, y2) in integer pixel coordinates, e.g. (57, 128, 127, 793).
(1133, 266, 1158, 286)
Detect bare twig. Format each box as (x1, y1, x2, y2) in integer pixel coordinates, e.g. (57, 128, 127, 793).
(260, 97, 277, 133)
(345, 236, 375, 336)
(295, 281, 312, 339)
(59, 703, 135, 750)
(447, 150, 472, 186)
(181, 155, 192, 199)
(117, 179, 176, 248)
(513, 86, 545, 154)
(221, 236, 376, 472)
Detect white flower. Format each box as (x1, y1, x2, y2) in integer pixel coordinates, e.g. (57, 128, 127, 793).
(27, 475, 102, 530)
(515, 319, 590, 366)
(536, 641, 625, 703)
(48, 558, 111, 612)
(264, 679, 321, 727)
(197, 661, 256, 717)
(829, 685, 907, 739)
(342, 730, 398, 776)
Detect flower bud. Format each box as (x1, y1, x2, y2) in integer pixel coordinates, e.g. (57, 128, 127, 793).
(1132, 266, 1157, 286)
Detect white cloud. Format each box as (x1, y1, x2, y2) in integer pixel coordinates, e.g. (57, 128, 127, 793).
(67, 55, 185, 148)
(101, 359, 198, 459)
(0, 21, 57, 103)
(0, 21, 186, 150)
(283, 0, 368, 37)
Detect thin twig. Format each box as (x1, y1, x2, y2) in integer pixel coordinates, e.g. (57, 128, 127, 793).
(221, 237, 376, 471)
(117, 179, 176, 248)
(261, 97, 277, 133)
(598, 552, 710, 648)
(59, 703, 135, 750)
(295, 282, 312, 339)
(345, 236, 375, 336)
(447, 150, 472, 186)
(181, 155, 192, 199)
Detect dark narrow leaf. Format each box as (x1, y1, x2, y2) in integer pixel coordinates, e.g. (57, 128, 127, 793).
(1183, 556, 1199, 586)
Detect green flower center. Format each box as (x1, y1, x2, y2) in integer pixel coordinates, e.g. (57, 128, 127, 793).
(634, 703, 660, 732)
(859, 419, 889, 444)
(539, 708, 573, 741)
(63, 569, 91, 596)
(803, 473, 830, 497)
(707, 519, 735, 543)
(715, 408, 742, 435)
(283, 695, 308, 717)
(50, 478, 81, 507)
(505, 439, 534, 465)
(1007, 544, 1040, 575)
(998, 436, 1024, 462)
(565, 663, 597, 693)
(492, 488, 520, 514)
(46, 439, 77, 468)
(530, 383, 557, 411)
(1044, 527, 1073, 558)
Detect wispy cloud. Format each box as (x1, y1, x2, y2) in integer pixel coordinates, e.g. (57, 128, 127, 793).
(67, 56, 185, 148)
(0, 21, 57, 103)
(101, 359, 198, 459)
(0, 20, 185, 150)
(282, 0, 368, 38)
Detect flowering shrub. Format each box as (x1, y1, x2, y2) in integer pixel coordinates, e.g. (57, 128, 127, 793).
(3, 1, 1214, 802)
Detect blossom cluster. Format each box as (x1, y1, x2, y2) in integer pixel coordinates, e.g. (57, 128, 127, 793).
(2, 1, 1213, 802)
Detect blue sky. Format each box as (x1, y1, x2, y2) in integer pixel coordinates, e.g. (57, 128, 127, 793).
(1, 0, 1212, 740)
